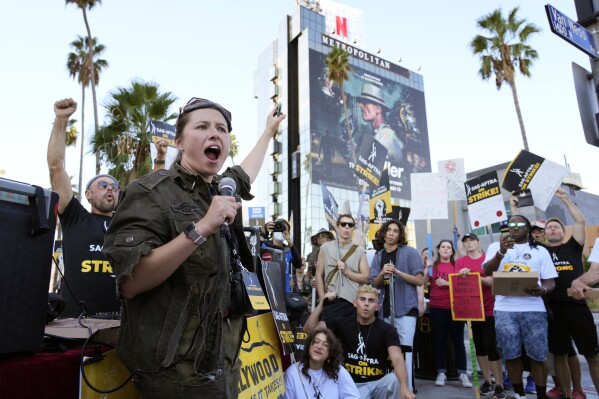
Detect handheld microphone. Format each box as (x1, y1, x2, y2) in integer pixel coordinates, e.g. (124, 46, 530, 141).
(218, 177, 237, 235)
(218, 177, 236, 197)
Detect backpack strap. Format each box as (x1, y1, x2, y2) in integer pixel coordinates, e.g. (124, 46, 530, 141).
(325, 244, 359, 289)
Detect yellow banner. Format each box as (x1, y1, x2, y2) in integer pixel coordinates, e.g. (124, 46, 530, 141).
(368, 190, 391, 241)
(238, 313, 285, 399)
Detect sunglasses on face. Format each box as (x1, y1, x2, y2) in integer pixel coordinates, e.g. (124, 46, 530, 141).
(508, 222, 527, 229)
(96, 181, 120, 191)
(338, 222, 355, 228)
(179, 97, 232, 129)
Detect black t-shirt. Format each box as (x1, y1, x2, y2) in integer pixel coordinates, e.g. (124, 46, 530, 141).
(381, 248, 397, 318)
(59, 197, 120, 318)
(544, 237, 586, 304)
(327, 317, 401, 383)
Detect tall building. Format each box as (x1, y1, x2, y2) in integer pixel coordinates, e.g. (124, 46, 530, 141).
(254, 0, 431, 254)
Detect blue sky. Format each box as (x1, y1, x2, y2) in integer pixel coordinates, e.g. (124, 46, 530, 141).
(1, 1, 597, 201)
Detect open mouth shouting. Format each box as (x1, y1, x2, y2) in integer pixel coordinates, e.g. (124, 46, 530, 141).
(205, 145, 222, 161)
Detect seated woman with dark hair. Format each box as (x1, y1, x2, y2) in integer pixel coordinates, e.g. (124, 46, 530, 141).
(284, 328, 358, 399)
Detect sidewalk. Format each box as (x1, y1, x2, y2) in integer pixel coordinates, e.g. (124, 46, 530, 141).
(414, 375, 599, 399)
(410, 311, 599, 398)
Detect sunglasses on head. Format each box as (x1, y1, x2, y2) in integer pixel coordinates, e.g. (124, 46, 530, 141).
(338, 222, 355, 228)
(96, 181, 120, 191)
(508, 222, 527, 229)
(179, 97, 232, 130)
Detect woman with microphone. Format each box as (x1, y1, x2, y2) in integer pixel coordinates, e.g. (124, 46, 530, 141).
(103, 98, 284, 398)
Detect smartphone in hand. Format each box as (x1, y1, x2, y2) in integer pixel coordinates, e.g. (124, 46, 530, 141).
(274, 102, 282, 117)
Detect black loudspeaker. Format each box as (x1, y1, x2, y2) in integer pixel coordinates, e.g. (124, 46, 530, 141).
(0, 178, 58, 356)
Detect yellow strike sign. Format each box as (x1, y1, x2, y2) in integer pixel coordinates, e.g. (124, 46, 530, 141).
(238, 313, 285, 399)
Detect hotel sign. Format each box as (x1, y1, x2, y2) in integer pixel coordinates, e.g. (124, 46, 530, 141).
(321, 34, 410, 77)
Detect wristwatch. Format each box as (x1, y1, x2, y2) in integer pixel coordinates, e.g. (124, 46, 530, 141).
(184, 222, 206, 246)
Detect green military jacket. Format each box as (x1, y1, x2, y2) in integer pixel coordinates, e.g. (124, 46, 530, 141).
(103, 163, 254, 381)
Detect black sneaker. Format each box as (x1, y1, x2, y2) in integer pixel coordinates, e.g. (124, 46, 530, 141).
(493, 385, 506, 399)
(480, 381, 494, 396)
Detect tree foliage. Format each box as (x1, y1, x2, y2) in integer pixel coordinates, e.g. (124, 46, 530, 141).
(65, 0, 104, 172)
(325, 47, 356, 165)
(470, 7, 540, 151)
(92, 81, 177, 186)
(229, 132, 239, 165)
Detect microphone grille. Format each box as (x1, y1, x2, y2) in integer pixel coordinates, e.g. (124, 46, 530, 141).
(218, 177, 236, 192)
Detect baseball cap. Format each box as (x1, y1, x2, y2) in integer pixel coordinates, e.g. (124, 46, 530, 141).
(461, 232, 478, 242)
(531, 220, 546, 230)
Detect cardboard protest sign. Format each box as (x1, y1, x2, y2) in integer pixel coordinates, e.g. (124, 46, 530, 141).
(501, 150, 569, 211)
(449, 273, 484, 321)
(438, 158, 467, 201)
(370, 188, 392, 223)
(465, 171, 507, 229)
(320, 181, 339, 231)
(368, 205, 411, 242)
(238, 313, 286, 399)
(149, 120, 177, 169)
(261, 261, 294, 355)
(410, 173, 448, 220)
(355, 136, 388, 188)
(492, 272, 540, 296)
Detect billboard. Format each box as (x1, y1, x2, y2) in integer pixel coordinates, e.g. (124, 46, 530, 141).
(309, 45, 430, 200)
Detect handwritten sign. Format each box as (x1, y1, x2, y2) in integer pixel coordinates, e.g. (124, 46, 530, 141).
(449, 273, 484, 321)
(410, 173, 448, 220)
(438, 158, 467, 201)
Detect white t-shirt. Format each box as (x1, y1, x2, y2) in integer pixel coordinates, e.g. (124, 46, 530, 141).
(484, 242, 557, 312)
(589, 237, 599, 263)
(284, 363, 359, 399)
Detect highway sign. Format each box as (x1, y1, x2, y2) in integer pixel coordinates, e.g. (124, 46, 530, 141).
(546, 4, 597, 58)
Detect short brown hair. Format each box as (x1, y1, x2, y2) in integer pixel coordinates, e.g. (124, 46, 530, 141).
(336, 214, 355, 225)
(545, 217, 565, 232)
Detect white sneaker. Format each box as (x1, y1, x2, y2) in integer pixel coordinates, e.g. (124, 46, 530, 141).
(435, 373, 447, 386)
(459, 373, 473, 388)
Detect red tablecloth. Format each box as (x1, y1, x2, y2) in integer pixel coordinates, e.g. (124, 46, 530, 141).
(0, 345, 99, 399)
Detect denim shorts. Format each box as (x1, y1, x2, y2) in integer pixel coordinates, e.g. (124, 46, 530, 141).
(494, 310, 548, 362)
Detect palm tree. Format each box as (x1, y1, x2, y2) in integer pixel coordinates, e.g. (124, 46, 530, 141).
(65, 0, 104, 173)
(470, 7, 540, 151)
(325, 47, 355, 165)
(229, 132, 239, 165)
(91, 81, 177, 186)
(67, 35, 108, 197)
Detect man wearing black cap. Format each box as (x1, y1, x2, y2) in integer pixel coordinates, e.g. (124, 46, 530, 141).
(456, 232, 505, 398)
(47, 98, 121, 318)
